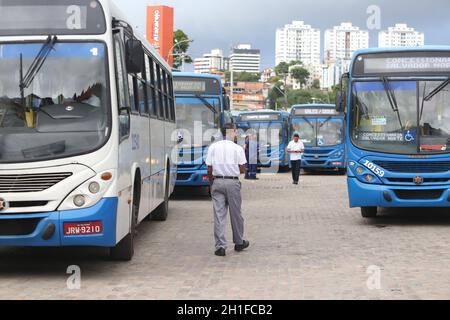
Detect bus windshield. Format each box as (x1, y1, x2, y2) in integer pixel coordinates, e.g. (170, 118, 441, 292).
(292, 118, 344, 147)
(0, 42, 109, 163)
(237, 122, 283, 146)
(175, 96, 220, 147)
(351, 80, 450, 154)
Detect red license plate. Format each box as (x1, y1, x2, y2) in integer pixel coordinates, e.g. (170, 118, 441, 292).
(63, 221, 103, 236)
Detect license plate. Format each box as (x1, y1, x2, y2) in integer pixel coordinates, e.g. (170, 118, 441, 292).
(63, 221, 103, 236)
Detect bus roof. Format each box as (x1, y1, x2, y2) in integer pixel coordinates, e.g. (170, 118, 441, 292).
(173, 72, 222, 81)
(238, 110, 289, 116)
(291, 104, 335, 109)
(352, 46, 450, 58)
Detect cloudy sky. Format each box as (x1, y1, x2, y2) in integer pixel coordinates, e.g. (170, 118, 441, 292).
(112, 0, 450, 69)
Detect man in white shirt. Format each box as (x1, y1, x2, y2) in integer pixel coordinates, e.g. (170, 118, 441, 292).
(287, 133, 305, 185)
(206, 123, 250, 257)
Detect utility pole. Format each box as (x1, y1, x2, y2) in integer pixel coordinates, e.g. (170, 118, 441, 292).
(230, 59, 234, 109)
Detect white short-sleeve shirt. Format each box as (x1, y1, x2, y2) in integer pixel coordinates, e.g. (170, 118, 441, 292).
(287, 140, 305, 161)
(206, 140, 247, 177)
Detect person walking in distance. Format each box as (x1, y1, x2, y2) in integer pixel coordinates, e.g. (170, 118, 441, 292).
(287, 133, 305, 185)
(244, 133, 258, 180)
(206, 123, 250, 257)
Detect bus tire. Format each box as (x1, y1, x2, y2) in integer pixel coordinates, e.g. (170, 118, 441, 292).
(110, 176, 140, 261)
(361, 207, 378, 218)
(152, 170, 170, 221)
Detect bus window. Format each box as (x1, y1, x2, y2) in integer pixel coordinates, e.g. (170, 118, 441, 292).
(162, 70, 170, 121)
(155, 64, 164, 119)
(114, 33, 130, 141)
(168, 75, 175, 122)
(113, 34, 129, 109)
(137, 79, 147, 115)
(128, 74, 137, 113)
(148, 57, 157, 117)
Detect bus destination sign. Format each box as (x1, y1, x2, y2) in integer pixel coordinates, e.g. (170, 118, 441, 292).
(353, 52, 450, 76)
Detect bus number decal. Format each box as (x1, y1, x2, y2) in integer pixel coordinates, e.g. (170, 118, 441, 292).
(363, 160, 385, 178)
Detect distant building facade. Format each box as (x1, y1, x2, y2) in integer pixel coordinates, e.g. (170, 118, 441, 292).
(229, 44, 261, 73)
(379, 23, 425, 47)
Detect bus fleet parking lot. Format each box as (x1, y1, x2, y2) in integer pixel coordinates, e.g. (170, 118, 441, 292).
(1, 173, 450, 300)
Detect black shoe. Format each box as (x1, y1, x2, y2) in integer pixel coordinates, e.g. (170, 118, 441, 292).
(215, 248, 226, 257)
(235, 240, 250, 252)
(293, 181, 298, 185)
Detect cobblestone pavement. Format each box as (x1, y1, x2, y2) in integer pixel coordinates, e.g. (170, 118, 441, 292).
(1, 172, 450, 300)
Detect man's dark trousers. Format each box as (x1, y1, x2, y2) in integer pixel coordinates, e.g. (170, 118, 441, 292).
(291, 160, 301, 183)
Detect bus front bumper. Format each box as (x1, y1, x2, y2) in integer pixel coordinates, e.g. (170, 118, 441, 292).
(301, 157, 346, 169)
(348, 178, 450, 208)
(176, 170, 210, 187)
(0, 198, 117, 247)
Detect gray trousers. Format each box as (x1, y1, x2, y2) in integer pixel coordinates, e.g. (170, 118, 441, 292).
(211, 179, 245, 250)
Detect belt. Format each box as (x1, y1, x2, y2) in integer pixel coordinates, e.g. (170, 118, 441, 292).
(214, 176, 240, 180)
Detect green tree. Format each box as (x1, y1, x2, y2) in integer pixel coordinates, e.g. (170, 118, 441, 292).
(225, 71, 261, 82)
(312, 79, 321, 90)
(173, 29, 193, 69)
(274, 62, 290, 77)
(268, 76, 281, 83)
(290, 67, 310, 89)
(268, 81, 286, 108)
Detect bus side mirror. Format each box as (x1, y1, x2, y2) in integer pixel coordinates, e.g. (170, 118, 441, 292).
(336, 91, 346, 113)
(224, 96, 231, 111)
(336, 72, 349, 113)
(125, 39, 144, 74)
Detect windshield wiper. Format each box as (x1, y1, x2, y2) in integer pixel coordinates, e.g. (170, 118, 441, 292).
(424, 78, 450, 102)
(194, 94, 217, 114)
(382, 77, 403, 129)
(302, 116, 315, 130)
(319, 116, 333, 128)
(19, 35, 58, 107)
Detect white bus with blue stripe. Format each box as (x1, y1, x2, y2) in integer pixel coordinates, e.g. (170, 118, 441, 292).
(0, 0, 177, 261)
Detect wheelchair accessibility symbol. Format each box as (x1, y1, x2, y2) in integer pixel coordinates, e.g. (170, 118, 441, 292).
(404, 130, 416, 142)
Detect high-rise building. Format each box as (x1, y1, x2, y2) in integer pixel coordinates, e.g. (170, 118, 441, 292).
(275, 21, 321, 66)
(194, 49, 225, 74)
(229, 44, 261, 73)
(379, 23, 425, 48)
(324, 22, 369, 62)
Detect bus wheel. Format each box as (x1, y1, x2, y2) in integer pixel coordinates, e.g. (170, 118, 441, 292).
(361, 207, 378, 218)
(110, 202, 138, 261)
(152, 172, 170, 221)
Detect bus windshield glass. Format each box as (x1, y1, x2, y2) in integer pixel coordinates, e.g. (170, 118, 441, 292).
(237, 121, 283, 146)
(0, 42, 109, 163)
(292, 118, 344, 147)
(351, 80, 450, 154)
(175, 97, 220, 147)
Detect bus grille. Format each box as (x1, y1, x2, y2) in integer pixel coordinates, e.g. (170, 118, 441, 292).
(0, 218, 41, 236)
(373, 161, 450, 173)
(0, 173, 72, 193)
(394, 189, 445, 200)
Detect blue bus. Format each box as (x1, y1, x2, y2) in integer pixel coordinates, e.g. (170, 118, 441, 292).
(235, 110, 290, 171)
(290, 104, 346, 174)
(173, 73, 230, 187)
(336, 47, 450, 218)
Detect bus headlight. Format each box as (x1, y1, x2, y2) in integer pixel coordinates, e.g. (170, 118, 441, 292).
(73, 195, 86, 207)
(89, 182, 101, 194)
(58, 170, 115, 211)
(356, 166, 364, 175)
